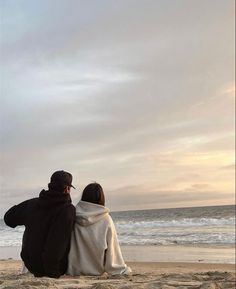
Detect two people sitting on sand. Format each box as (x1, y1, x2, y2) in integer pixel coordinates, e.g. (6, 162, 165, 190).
(4, 170, 131, 278)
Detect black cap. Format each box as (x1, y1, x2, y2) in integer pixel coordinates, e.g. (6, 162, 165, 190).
(50, 170, 75, 189)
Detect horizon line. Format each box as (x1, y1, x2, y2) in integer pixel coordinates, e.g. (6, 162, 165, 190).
(110, 203, 235, 213)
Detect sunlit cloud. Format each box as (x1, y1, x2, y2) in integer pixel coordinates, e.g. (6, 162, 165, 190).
(221, 83, 235, 98)
(0, 0, 234, 215)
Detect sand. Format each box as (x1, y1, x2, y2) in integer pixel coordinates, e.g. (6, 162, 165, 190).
(0, 260, 235, 289)
(1, 245, 235, 264)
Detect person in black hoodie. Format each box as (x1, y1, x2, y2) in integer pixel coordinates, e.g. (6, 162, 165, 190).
(4, 170, 76, 278)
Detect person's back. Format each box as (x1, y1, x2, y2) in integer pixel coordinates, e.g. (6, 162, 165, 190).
(67, 183, 131, 276)
(4, 170, 76, 278)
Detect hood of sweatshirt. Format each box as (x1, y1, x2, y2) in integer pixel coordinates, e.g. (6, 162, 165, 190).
(38, 189, 72, 209)
(75, 200, 110, 226)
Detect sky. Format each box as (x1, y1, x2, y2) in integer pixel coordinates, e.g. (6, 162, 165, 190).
(0, 0, 235, 216)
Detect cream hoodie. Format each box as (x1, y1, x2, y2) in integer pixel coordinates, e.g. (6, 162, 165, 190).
(67, 201, 131, 276)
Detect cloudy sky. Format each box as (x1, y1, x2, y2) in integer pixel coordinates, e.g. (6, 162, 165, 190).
(0, 0, 235, 216)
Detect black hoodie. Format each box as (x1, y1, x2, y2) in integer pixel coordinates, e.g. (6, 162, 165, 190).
(4, 190, 76, 278)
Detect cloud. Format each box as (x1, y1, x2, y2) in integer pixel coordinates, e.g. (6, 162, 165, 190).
(0, 0, 235, 216)
(106, 185, 234, 211)
(221, 83, 235, 98)
(220, 164, 235, 171)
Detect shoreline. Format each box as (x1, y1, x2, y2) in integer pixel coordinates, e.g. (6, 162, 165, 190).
(1, 244, 235, 264)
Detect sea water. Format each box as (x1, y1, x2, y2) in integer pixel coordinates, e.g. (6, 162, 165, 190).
(0, 205, 234, 247)
(111, 205, 235, 246)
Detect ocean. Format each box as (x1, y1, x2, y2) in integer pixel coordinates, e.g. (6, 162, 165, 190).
(0, 204, 235, 247)
(111, 205, 235, 246)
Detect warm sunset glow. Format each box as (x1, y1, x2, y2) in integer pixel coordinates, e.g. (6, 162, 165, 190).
(0, 0, 235, 214)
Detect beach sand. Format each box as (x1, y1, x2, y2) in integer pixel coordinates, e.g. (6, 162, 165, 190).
(0, 260, 235, 289)
(1, 245, 235, 264)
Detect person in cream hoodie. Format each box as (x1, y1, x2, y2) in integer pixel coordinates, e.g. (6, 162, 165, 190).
(67, 183, 131, 276)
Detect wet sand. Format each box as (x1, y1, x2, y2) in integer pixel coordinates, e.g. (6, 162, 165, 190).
(1, 244, 235, 263)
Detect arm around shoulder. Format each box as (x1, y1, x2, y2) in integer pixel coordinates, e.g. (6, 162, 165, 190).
(4, 199, 31, 228)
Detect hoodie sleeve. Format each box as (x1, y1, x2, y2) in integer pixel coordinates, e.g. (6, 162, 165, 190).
(4, 200, 31, 228)
(42, 205, 76, 278)
(104, 216, 131, 275)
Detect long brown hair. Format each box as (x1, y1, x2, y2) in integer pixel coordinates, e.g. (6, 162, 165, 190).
(81, 183, 105, 206)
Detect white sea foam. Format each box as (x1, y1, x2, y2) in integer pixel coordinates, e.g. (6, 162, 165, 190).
(117, 231, 235, 245)
(115, 217, 235, 230)
(0, 225, 24, 246)
(114, 216, 235, 245)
